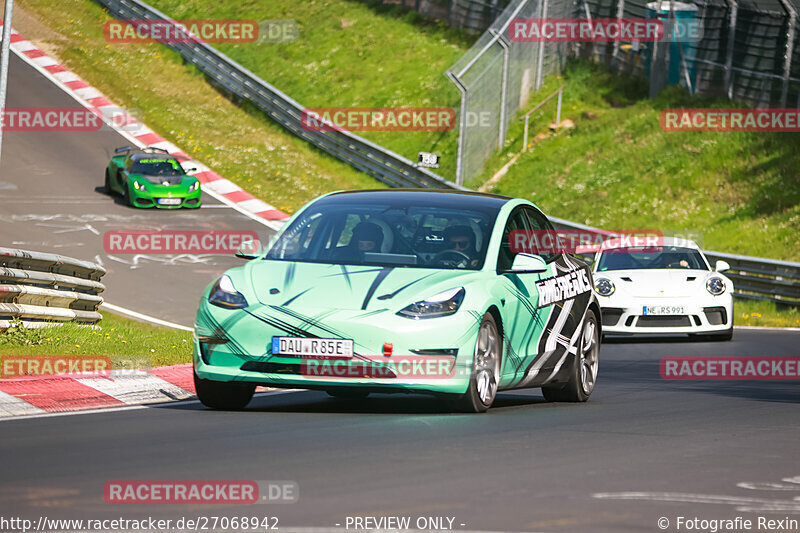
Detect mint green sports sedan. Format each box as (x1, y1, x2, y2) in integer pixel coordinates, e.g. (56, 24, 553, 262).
(193, 189, 601, 412)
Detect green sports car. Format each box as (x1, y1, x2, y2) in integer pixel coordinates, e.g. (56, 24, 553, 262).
(193, 189, 601, 412)
(105, 146, 201, 208)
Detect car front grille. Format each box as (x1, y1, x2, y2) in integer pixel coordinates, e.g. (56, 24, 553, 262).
(600, 307, 624, 326)
(703, 306, 727, 325)
(635, 315, 692, 327)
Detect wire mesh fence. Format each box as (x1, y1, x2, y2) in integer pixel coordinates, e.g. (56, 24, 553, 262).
(446, 0, 800, 186)
(445, 0, 573, 185)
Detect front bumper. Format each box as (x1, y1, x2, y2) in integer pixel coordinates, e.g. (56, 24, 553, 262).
(130, 187, 201, 209)
(599, 296, 732, 335)
(193, 300, 479, 395)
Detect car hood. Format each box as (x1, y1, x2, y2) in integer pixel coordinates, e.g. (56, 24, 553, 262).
(594, 269, 714, 298)
(244, 260, 478, 312)
(139, 174, 185, 186)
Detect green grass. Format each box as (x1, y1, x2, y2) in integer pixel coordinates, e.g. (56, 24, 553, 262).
(734, 299, 800, 328)
(146, 0, 472, 179)
(478, 60, 800, 262)
(17, 0, 384, 214)
(0, 312, 192, 367)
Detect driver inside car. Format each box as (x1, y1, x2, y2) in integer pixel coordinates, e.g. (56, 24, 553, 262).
(332, 221, 384, 262)
(443, 225, 479, 268)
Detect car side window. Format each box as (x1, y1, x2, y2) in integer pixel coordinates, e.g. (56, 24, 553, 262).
(523, 206, 558, 263)
(126, 158, 134, 171)
(497, 208, 529, 272)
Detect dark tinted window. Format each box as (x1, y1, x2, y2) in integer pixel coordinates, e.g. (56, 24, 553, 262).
(497, 208, 529, 272)
(265, 193, 504, 270)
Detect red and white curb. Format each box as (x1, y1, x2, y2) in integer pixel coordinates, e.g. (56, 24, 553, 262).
(2, 21, 290, 231)
(0, 364, 195, 418)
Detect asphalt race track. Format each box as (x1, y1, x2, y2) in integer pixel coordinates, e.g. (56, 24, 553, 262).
(0, 53, 276, 326)
(1, 329, 798, 532)
(1, 22, 799, 533)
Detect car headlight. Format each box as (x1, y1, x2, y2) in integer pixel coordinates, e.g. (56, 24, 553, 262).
(594, 277, 615, 296)
(397, 287, 465, 319)
(706, 276, 726, 295)
(189, 180, 200, 192)
(208, 275, 249, 309)
(133, 180, 146, 191)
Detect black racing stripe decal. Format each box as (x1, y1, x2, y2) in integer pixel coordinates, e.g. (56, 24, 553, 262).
(376, 273, 437, 300)
(270, 306, 346, 338)
(340, 265, 352, 289)
(361, 268, 393, 310)
(282, 288, 311, 307)
(323, 268, 384, 278)
(284, 262, 296, 289)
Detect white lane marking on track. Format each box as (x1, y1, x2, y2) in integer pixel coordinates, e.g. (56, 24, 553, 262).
(9, 38, 285, 233)
(76, 371, 195, 404)
(0, 391, 46, 417)
(734, 325, 800, 332)
(594, 475, 800, 513)
(100, 302, 193, 331)
(0, 389, 304, 422)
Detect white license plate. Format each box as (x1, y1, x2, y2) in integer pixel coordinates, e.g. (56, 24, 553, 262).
(643, 305, 686, 315)
(158, 198, 182, 205)
(271, 336, 353, 359)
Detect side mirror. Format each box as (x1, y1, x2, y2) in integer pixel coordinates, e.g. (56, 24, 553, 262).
(715, 260, 730, 272)
(235, 239, 262, 259)
(510, 253, 547, 273)
(185, 167, 197, 173)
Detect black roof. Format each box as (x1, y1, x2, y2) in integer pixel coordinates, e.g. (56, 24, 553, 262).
(329, 188, 512, 201)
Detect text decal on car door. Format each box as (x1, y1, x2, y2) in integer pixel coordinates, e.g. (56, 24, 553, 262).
(535, 269, 592, 308)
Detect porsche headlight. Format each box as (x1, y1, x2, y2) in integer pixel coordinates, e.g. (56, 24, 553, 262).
(706, 276, 726, 295)
(594, 277, 615, 296)
(189, 180, 200, 192)
(208, 275, 249, 309)
(397, 287, 465, 319)
(133, 180, 146, 191)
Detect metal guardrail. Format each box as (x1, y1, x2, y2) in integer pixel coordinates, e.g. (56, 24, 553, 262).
(548, 217, 800, 307)
(0, 248, 106, 330)
(95, 0, 798, 307)
(94, 0, 465, 192)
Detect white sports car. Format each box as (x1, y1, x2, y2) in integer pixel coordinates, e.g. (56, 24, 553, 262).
(591, 237, 734, 340)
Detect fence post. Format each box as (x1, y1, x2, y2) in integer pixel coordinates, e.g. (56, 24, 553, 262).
(536, 0, 548, 90)
(490, 29, 511, 149)
(777, 0, 797, 107)
(447, 71, 469, 186)
(612, 0, 625, 67)
(723, 0, 738, 98)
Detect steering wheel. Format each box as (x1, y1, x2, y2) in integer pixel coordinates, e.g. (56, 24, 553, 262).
(432, 250, 471, 268)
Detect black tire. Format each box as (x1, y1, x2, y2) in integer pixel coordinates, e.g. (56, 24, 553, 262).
(542, 309, 600, 403)
(451, 312, 502, 413)
(121, 183, 131, 206)
(326, 389, 369, 399)
(104, 169, 112, 193)
(194, 370, 255, 410)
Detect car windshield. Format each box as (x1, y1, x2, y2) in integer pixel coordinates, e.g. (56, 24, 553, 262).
(131, 158, 183, 176)
(264, 192, 505, 270)
(596, 246, 709, 271)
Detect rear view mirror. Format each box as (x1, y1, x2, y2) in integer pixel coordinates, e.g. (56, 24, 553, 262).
(715, 260, 731, 272)
(236, 239, 263, 259)
(510, 253, 547, 273)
